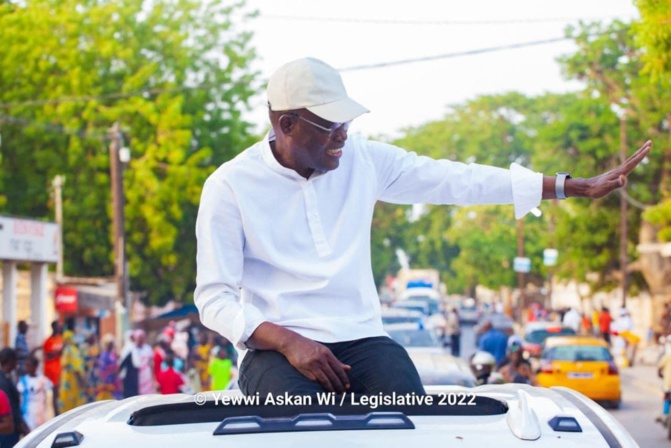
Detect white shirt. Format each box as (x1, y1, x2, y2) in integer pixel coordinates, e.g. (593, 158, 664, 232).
(195, 133, 542, 362)
(17, 374, 52, 430)
(562, 308, 582, 333)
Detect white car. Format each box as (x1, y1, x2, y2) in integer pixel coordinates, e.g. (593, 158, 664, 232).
(385, 324, 476, 387)
(380, 307, 425, 326)
(17, 384, 639, 447)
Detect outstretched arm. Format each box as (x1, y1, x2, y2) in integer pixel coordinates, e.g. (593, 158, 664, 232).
(542, 140, 652, 200)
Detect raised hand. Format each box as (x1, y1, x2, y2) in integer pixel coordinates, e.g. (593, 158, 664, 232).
(567, 140, 652, 199)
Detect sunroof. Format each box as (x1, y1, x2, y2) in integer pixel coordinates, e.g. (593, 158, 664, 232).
(128, 394, 509, 427)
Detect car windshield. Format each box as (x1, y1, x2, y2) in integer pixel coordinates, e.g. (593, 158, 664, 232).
(392, 303, 429, 315)
(405, 296, 441, 314)
(382, 315, 423, 325)
(387, 329, 440, 347)
(526, 328, 576, 345)
(545, 345, 613, 362)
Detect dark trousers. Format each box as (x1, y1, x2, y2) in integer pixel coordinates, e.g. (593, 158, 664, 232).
(450, 334, 461, 357)
(0, 432, 20, 448)
(239, 336, 425, 396)
(602, 331, 611, 345)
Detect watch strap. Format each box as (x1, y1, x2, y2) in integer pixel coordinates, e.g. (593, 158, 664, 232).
(555, 172, 571, 200)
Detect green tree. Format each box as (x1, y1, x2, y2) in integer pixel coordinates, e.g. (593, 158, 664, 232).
(553, 20, 665, 293)
(634, 0, 671, 77)
(0, 0, 260, 304)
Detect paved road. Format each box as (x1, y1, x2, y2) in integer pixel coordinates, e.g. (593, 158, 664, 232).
(610, 364, 669, 447)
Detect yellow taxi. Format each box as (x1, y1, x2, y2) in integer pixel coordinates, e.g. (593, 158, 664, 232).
(536, 335, 621, 408)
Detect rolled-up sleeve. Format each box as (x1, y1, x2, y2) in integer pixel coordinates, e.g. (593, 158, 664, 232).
(194, 176, 266, 350)
(367, 141, 542, 218)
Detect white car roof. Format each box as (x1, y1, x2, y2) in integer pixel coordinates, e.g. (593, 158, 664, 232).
(18, 386, 638, 448)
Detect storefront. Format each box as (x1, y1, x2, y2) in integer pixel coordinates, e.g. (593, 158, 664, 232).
(55, 282, 116, 340)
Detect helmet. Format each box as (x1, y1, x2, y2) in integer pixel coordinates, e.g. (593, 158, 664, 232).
(470, 351, 497, 384)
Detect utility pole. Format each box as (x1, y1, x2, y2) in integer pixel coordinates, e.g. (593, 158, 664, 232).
(516, 218, 525, 321)
(546, 201, 557, 311)
(108, 122, 128, 331)
(619, 114, 628, 308)
(52, 175, 65, 281)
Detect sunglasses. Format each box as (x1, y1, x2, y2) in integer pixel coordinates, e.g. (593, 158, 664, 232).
(283, 113, 350, 135)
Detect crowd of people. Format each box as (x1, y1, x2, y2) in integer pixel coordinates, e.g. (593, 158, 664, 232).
(524, 303, 638, 350)
(0, 319, 236, 447)
(469, 335, 538, 387)
(468, 302, 642, 389)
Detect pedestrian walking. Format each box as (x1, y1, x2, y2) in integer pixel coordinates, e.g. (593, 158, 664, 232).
(119, 331, 139, 398)
(0, 348, 30, 447)
(97, 334, 121, 400)
(17, 356, 52, 430)
(599, 307, 613, 345)
(132, 330, 154, 395)
(42, 321, 63, 416)
(0, 389, 14, 435)
(58, 330, 86, 413)
(444, 308, 461, 357)
(156, 354, 185, 395)
(477, 320, 508, 364)
(14, 321, 30, 377)
(209, 346, 233, 391)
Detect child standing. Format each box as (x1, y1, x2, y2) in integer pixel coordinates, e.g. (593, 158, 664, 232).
(511, 359, 538, 386)
(184, 354, 202, 394)
(17, 356, 52, 430)
(156, 354, 185, 395)
(208, 346, 233, 391)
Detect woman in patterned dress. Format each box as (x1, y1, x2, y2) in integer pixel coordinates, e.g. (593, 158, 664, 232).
(58, 331, 86, 412)
(97, 334, 121, 400)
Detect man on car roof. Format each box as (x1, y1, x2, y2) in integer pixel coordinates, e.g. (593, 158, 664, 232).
(195, 57, 652, 397)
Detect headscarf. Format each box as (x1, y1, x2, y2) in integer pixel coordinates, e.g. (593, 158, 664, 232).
(120, 330, 135, 362)
(63, 330, 75, 345)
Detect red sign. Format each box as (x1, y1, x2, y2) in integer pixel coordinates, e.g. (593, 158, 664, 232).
(55, 286, 78, 313)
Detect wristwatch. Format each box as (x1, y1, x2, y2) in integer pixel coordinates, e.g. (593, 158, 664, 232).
(555, 172, 572, 200)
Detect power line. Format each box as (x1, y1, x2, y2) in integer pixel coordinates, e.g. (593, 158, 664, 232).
(338, 36, 572, 72)
(259, 14, 636, 26)
(0, 114, 105, 139)
(0, 32, 608, 109)
(0, 83, 220, 110)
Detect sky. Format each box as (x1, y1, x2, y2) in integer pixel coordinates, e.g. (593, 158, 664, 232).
(240, 0, 640, 139)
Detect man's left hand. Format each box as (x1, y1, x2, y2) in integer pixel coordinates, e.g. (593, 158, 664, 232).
(567, 140, 652, 199)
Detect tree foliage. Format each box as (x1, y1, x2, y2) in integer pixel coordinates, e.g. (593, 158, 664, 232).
(0, 0, 260, 304)
(634, 0, 671, 77)
(371, 20, 670, 298)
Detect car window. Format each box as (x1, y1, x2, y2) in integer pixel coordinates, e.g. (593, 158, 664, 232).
(392, 303, 429, 315)
(406, 296, 441, 314)
(387, 329, 440, 347)
(382, 316, 423, 325)
(545, 345, 613, 362)
(526, 328, 576, 344)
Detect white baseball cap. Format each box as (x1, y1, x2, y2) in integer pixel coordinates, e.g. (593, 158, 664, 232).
(266, 57, 369, 123)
